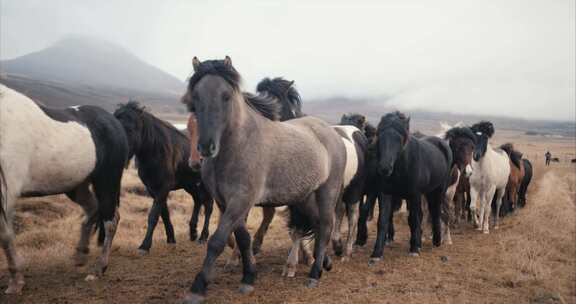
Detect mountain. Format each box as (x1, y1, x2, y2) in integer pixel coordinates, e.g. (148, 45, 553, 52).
(0, 36, 185, 111)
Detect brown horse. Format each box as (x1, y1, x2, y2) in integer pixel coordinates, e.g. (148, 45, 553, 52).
(499, 143, 525, 215)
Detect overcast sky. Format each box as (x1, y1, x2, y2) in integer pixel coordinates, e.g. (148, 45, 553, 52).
(1, 0, 574, 120)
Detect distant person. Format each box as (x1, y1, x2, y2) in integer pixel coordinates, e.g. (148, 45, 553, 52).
(545, 151, 552, 166)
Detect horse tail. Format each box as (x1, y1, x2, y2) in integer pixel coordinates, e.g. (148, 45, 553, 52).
(0, 163, 7, 221)
(286, 205, 315, 239)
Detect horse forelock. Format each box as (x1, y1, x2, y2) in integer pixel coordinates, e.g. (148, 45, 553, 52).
(471, 121, 495, 138)
(445, 127, 477, 145)
(188, 59, 242, 92)
(378, 112, 410, 142)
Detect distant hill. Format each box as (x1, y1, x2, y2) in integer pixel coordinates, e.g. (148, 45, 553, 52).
(0, 36, 185, 111)
(304, 97, 576, 138)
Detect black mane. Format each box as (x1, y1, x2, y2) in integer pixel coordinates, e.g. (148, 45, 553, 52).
(256, 77, 302, 111)
(188, 59, 280, 121)
(471, 121, 495, 138)
(445, 126, 477, 144)
(242, 92, 281, 121)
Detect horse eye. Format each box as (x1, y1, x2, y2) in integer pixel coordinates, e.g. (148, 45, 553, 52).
(222, 92, 231, 102)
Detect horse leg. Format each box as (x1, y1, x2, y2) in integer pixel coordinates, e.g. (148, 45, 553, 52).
(407, 194, 423, 256)
(369, 193, 391, 264)
(234, 224, 257, 294)
(138, 191, 169, 254)
(307, 186, 338, 289)
(493, 188, 505, 230)
(199, 197, 213, 244)
(356, 192, 376, 246)
(186, 200, 250, 302)
(66, 182, 99, 266)
(0, 193, 24, 294)
(482, 186, 497, 234)
(91, 173, 122, 278)
(425, 188, 443, 247)
(331, 199, 345, 257)
(252, 206, 275, 255)
(189, 198, 201, 242)
(342, 201, 359, 261)
(470, 187, 481, 229)
(283, 230, 303, 277)
(160, 201, 176, 244)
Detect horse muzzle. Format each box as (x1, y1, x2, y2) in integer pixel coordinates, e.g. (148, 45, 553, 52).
(198, 140, 218, 158)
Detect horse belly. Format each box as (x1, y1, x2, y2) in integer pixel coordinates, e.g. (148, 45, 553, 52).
(23, 122, 97, 195)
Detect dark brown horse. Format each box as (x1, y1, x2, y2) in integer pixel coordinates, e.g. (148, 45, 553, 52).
(114, 102, 214, 254)
(181, 57, 347, 303)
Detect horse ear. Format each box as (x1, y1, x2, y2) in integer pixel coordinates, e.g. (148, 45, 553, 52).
(360, 116, 366, 124)
(224, 56, 232, 67)
(192, 57, 201, 72)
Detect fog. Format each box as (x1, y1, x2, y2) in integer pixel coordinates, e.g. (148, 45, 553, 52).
(1, 0, 574, 120)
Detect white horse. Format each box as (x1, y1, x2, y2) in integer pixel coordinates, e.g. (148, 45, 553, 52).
(469, 121, 510, 233)
(0, 84, 129, 294)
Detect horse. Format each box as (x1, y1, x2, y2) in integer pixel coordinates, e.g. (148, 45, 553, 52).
(517, 158, 533, 207)
(434, 126, 476, 243)
(498, 143, 525, 216)
(469, 121, 510, 233)
(180, 57, 348, 303)
(368, 111, 452, 262)
(0, 84, 129, 294)
(113, 102, 214, 253)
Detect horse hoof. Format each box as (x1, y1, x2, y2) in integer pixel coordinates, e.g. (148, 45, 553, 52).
(483, 230, 490, 234)
(197, 238, 207, 245)
(73, 253, 89, 267)
(138, 249, 150, 256)
(84, 274, 98, 282)
(238, 284, 254, 294)
(306, 278, 319, 288)
(340, 256, 350, 263)
(190, 234, 198, 242)
(368, 257, 381, 266)
(333, 242, 343, 257)
(182, 293, 205, 304)
(323, 256, 333, 271)
(5, 278, 25, 294)
(408, 252, 420, 257)
(282, 265, 296, 277)
(494, 226, 499, 230)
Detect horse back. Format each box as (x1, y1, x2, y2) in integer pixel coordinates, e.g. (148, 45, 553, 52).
(257, 116, 346, 205)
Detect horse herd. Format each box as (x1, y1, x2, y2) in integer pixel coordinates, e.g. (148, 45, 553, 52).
(0, 56, 534, 303)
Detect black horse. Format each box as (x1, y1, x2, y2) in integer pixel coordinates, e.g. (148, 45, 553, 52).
(368, 111, 452, 261)
(114, 102, 213, 254)
(518, 158, 533, 207)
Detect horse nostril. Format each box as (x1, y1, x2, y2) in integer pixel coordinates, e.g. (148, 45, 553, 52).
(209, 140, 216, 153)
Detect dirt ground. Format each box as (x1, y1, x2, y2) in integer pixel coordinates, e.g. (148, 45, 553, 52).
(1, 132, 574, 304)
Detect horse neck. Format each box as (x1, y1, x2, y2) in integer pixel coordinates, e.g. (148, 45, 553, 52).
(473, 142, 497, 169)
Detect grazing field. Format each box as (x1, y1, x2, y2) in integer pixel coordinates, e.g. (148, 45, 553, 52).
(1, 132, 574, 304)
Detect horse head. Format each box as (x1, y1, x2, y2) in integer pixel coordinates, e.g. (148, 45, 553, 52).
(376, 111, 410, 177)
(470, 121, 494, 161)
(445, 126, 477, 177)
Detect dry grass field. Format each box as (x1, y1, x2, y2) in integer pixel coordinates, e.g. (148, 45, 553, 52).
(1, 131, 574, 304)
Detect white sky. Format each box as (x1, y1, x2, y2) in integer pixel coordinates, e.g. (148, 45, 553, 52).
(1, 0, 574, 120)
